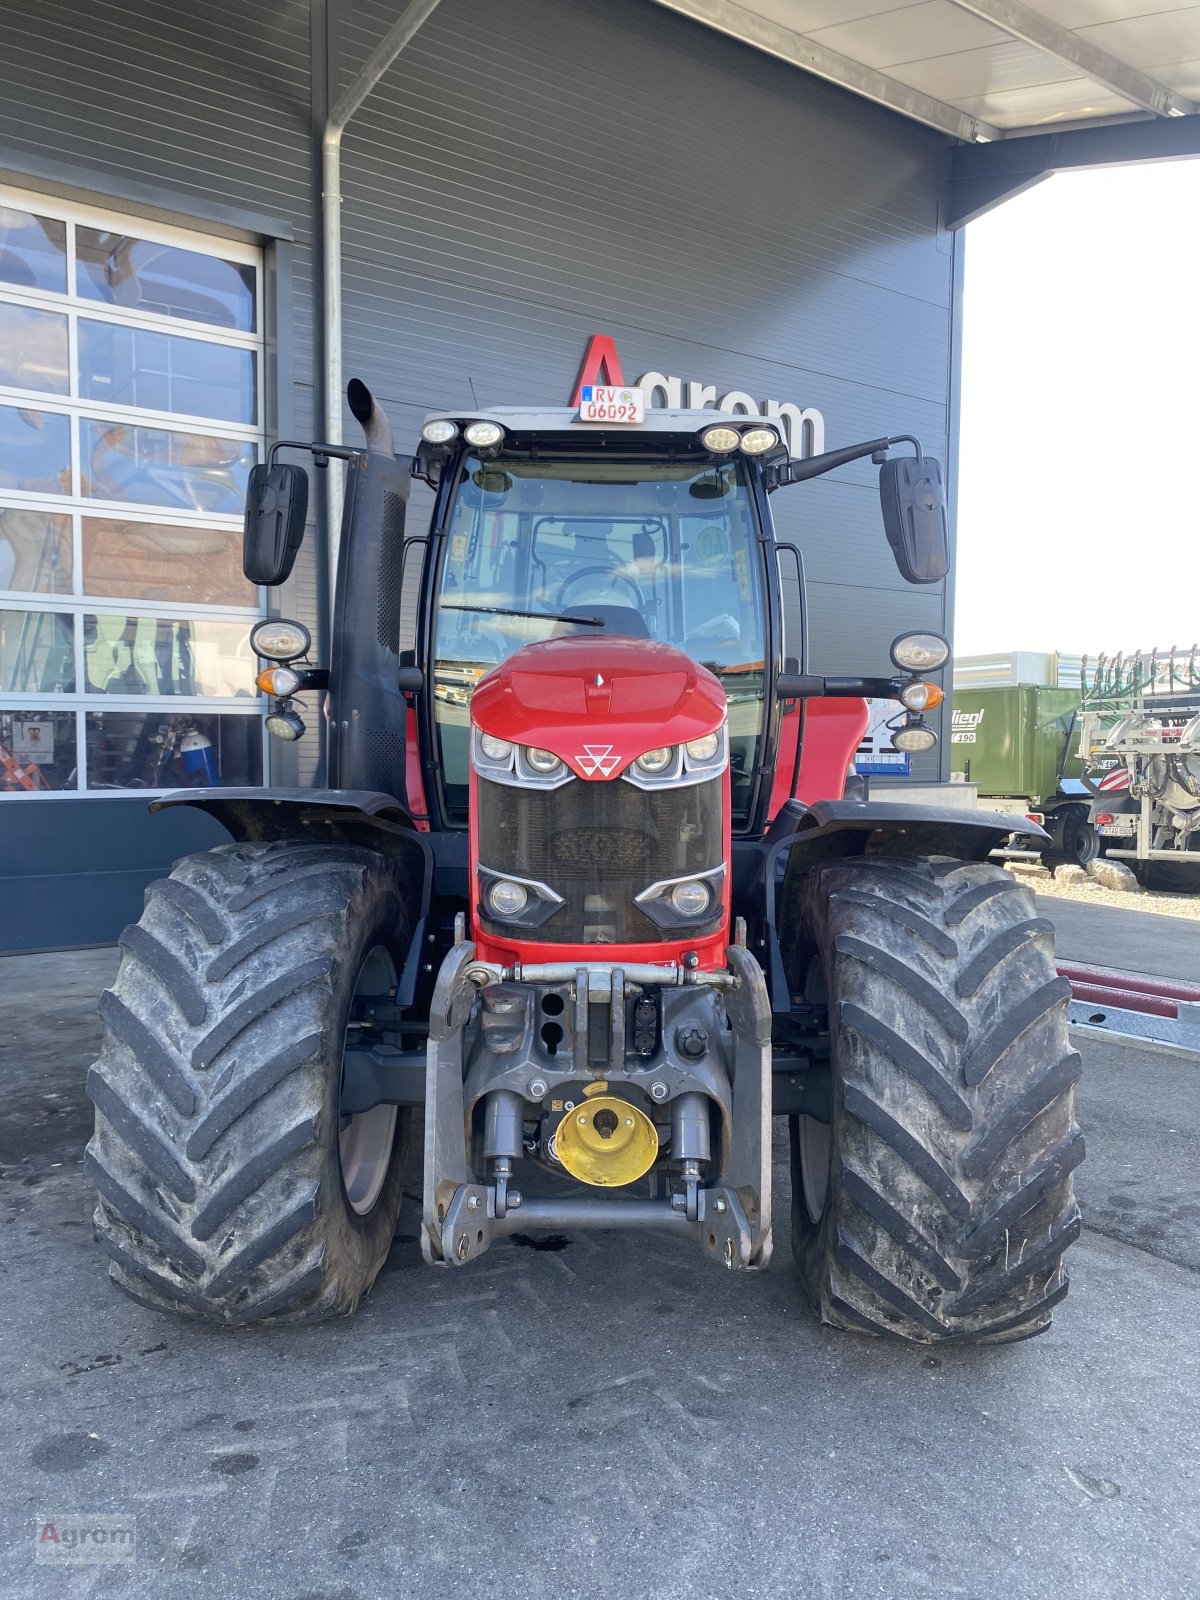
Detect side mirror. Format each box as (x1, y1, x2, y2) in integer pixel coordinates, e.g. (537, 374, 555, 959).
(879, 455, 949, 584)
(243, 463, 308, 585)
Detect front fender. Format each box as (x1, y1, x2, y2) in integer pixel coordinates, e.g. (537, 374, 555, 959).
(149, 787, 433, 917)
(782, 798, 1049, 868)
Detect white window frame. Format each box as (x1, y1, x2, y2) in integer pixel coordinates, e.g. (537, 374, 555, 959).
(0, 183, 268, 799)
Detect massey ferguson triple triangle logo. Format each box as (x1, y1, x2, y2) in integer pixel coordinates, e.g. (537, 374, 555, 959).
(577, 744, 620, 777)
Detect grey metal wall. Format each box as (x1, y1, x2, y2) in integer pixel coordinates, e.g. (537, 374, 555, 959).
(0, 0, 956, 951)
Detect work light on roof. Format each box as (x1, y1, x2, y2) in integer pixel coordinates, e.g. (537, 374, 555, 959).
(464, 420, 505, 449)
(739, 427, 779, 455)
(421, 419, 459, 445)
(700, 425, 740, 455)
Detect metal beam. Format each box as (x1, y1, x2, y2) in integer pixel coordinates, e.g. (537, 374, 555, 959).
(650, 0, 999, 143)
(946, 0, 1196, 119)
(944, 111, 1200, 226)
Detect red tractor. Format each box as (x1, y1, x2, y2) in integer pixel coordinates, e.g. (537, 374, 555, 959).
(86, 381, 1081, 1342)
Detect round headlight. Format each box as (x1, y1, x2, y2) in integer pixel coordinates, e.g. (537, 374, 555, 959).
(685, 732, 720, 762)
(464, 421, 504, 449)
(265, 707, 306, 742)
(488, 879, 528, 917)
(250, 618, 311, 662)
(898, 680, 945, 713)
(892, 722, 939, 754)
(670, 880, 711, 917)
(890, 631, 950, 673)
(525, 746, 563, 774)
(479, 732, 513, 762)
(636, 746, 673, 774)
(421, 419, 459, 445)
(701, 425, 740, 454)
(739, 427, 779, 455)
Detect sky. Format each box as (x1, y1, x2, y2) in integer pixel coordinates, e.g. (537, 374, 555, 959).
(955, 158, 1200, 661)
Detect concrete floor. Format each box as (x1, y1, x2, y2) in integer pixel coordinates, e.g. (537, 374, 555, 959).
(1, 934, 1198, 1600)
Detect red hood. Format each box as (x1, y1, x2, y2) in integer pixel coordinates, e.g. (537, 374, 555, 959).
(470, 636, 726, 780)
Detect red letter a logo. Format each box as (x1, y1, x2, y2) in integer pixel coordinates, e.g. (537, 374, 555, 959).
(570, 334, 626, 405)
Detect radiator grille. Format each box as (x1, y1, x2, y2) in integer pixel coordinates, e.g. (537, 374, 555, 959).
(477, 774, 723, 944)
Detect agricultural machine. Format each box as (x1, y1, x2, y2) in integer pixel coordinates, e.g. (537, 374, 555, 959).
(949, 684, 1098, 870)
(1079, 647, 1200, 892)
(86, 381, 1082, 1343)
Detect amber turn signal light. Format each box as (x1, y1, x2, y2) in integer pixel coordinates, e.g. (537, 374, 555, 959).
(256, 666, 301, 696)
(899, 679, 944, 713)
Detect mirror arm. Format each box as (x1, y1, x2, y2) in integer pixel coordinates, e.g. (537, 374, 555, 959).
(777, 673, 902, 700)
(267, 439, 360, 468)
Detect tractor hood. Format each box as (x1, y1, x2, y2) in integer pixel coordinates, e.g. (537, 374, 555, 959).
(470, 636, 727, 781)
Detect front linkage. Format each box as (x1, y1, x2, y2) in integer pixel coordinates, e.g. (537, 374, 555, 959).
(422, 942, 773, 1271)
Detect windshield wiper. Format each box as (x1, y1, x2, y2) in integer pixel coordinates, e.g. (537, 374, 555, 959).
(442, 604, 605, 627)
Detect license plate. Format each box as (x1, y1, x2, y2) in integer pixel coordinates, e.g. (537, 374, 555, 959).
(1098, 821, 1135, 836)
(578, 384, 645, 423)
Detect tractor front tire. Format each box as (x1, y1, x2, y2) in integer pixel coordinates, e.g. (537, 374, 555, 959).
(786, 855, 1082, 1344)
(86, 841, 413, 1324)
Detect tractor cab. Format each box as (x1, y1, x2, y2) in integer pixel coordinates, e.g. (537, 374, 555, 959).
(417, 409, 778, 832)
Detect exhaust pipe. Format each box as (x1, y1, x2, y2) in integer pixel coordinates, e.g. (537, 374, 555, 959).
(346, 377, 395, 457)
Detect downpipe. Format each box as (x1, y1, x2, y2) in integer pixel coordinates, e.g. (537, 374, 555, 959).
(320, 0, 444, 598)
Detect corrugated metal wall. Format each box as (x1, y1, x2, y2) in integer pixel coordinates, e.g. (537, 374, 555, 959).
(0, 0, 956, 950)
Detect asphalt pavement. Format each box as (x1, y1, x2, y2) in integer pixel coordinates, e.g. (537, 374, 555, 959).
(1, 933, 1198, 1600)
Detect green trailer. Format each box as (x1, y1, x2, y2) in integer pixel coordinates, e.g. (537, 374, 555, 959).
(950, 684, 1097, 869)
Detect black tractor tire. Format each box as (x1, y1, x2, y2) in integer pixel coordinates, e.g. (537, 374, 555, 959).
(1132, 838, 1200, 894)
(86, 841, 414, 1325)
(784, 855, 1082, 1344)
(1042, 804, 1099, 872)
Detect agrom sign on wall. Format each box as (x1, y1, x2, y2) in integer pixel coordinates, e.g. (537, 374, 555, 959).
(570, 334, 825, 459)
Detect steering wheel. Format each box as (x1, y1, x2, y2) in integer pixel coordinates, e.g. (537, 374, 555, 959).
(555, 565, 645, 610)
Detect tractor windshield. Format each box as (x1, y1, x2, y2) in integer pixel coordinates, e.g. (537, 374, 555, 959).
(431, 453, 767, 825)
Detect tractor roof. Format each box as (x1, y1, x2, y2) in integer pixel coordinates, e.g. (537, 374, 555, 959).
(418, 406, 790, 460)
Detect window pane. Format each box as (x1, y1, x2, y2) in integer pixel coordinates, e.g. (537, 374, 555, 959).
(83, 613, 253, 697)
(0, 707, 77, 790)
(0, 607, 75, 692)
(0, 507, 72, 593)
(84, 710, 261, 789)
(76, 229, 256, 332)
(0, 206, 67, 294)
(0, 404, 70, 493)
(81, 419, 254, 515)
(82, 516, 251, 606)
(0, 302, 69, 393)
(79, 320, 256, 425)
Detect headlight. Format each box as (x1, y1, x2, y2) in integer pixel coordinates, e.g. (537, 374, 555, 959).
(890, 631, 950, 673)
(898, 680, 944, 713)
(464, 420, 504, 449)
(250, 618, 311, 661)
(669, 880, 711, 917)
(892, 721, 938, 754)
(488, 879, 528, 917)
(701, 425, 740, 454)
(525, 746, 563, 775)
(636, 746, 673, 774)
(685, 732, 720, 762)
(739, 426, 778, 455)
(421, 419, 459, 445)
(480, 732, 513, 762)
(265, 707, 305, 741)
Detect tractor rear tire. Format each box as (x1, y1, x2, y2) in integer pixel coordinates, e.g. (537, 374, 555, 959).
(86, 841, 413, 1324)
(785, 855, 1082, 1344)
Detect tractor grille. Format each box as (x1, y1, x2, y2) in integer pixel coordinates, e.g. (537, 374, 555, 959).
(477, 773, 723, 944)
